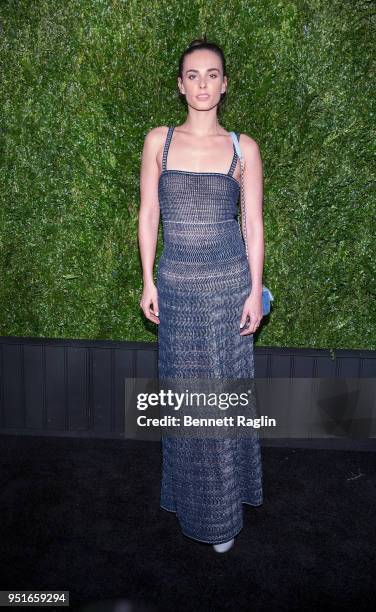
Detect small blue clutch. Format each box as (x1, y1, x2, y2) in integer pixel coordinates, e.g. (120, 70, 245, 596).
(262, 285, 274, 316)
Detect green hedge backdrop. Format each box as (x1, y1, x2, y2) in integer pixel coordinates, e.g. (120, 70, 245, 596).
(0, 0, 374, 349)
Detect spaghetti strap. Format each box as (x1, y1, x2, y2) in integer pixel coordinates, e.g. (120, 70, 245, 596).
(227, 132, 239, 177)
(162, 126, 175, 172)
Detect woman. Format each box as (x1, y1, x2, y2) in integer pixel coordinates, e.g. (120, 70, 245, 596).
(139, 38, 264, 553)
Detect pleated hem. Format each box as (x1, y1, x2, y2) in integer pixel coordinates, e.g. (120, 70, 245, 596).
(160, 499, 264, 545)
(160, 498, 264, 513)
(181, 525, 245, 546)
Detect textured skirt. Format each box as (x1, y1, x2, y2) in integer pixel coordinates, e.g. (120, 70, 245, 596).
(157, 249, 264, 544)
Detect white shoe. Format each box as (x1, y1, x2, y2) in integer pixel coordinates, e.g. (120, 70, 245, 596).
(212, 538, 235, 553)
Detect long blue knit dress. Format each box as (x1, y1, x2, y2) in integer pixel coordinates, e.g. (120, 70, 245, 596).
(157, 126, 263, 545)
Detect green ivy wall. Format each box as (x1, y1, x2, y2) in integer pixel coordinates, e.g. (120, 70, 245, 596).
(0, 0, 374, 349)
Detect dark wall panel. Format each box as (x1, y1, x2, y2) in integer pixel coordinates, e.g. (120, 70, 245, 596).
(2, 344, 23, 428)
(45, 345, 66, 431)
(0, 337, 375, 451)
(24, 344, 44, 430)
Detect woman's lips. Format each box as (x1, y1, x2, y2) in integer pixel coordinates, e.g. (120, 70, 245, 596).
(197, 95, 209, 99)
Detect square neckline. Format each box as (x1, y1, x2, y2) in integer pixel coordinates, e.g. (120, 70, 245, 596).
(160, 126, 240, 188)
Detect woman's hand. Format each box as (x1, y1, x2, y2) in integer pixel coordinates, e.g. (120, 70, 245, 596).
(140, 282, 160, 324)
(240, 290, 263, 335)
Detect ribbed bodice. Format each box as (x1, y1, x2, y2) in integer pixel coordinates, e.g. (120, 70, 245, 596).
(158, 169, 240, 223)
(158, 126, 241, 224)
(157, 127, 246, 269)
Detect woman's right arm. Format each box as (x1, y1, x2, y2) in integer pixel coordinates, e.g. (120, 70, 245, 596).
(138, 127, 163, 325)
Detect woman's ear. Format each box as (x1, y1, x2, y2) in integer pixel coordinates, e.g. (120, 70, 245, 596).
(178, 77, 185, 96)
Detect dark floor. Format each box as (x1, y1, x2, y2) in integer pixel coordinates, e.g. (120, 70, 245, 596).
(0, 434, 375, 611)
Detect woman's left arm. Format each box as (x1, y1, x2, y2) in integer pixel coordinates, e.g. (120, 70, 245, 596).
(239, 134, 264, 335)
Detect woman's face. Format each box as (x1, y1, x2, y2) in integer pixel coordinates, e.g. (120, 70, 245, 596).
(178, 49, 227, 111)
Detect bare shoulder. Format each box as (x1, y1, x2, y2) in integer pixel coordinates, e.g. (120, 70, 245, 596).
(144, 125, 169, 149)
(238, 133, 261, 158)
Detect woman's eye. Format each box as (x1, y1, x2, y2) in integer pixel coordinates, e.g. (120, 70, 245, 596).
(187, 74, 217, 80)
